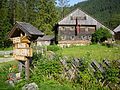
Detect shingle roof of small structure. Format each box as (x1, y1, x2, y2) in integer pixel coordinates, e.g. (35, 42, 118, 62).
(37, 35, 54, 41)
(8, 21, 44, 38)
(113, 25, 120, 33)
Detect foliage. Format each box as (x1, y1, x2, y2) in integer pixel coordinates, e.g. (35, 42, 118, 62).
(104, 61, 120, 83)
(0, 0, 12, 48)
(47, 45, 62, 52)
(0, 61, 17, 90)
(91, 27, 112, 43)
(57, 0, 70, 18)
(32, 0, 59, 35)
(0, 46, 12, 51)
(0, 0, 59, 48)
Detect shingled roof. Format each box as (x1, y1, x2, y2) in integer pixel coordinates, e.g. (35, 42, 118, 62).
(114, 25, 120, 33)
(8, 21, 44, 38)
(58, 9, 103, 28)
(37, 35, 54, 41)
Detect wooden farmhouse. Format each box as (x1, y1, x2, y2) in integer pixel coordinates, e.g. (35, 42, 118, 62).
(36, 35, 55, 46)
(55, 8, 114, 47)
(113, 25, 120, 40)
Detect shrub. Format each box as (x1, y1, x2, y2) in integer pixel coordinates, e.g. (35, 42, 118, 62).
(0, 62, 17, 90)
(102, 43, 114, 48)
(47, 45, 61, 52)
(91, 27, 112, 43)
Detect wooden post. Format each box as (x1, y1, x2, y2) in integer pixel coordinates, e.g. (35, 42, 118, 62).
(18, 61, 23, 73)
(25, 59, 30, 80)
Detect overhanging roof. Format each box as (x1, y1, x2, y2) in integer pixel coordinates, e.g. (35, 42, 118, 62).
(37, 35, 54, 41)
(8, 21, 44, 38)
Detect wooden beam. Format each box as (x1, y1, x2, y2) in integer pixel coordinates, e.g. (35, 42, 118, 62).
(18, 61, 23, 73)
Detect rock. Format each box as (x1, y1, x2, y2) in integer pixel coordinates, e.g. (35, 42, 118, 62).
(16, 73, 21, 80)
(5, 80, 15, 87)
(22, 83, 39, 90)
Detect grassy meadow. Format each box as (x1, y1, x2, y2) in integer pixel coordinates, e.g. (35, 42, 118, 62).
(57, 44, 120, 62)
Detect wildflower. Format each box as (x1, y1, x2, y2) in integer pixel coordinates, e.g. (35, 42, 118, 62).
(12, 65, 16, 69)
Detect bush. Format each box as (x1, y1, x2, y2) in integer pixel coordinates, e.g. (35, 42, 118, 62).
(0, 62, 17, 90)
(102, 43, 114, 48)
(47, 45, 61, 52)
(91, 27, 112, 43)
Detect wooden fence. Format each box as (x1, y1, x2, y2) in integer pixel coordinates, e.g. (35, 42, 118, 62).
(60, 57, 120, 89)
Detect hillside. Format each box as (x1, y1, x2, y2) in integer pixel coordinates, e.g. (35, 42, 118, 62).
(69, 0, 120, 30)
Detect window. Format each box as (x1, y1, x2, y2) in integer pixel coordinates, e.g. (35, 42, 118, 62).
(61, 35, 66, 40)
(87, 35, 92, 40)
(88, 27, 95, 32)
(80, 35, 88, 40)
(71, 27, 75, 30)
(71, 16, 86, 20)
(80, 36, 84, 40)
(70, 36, 75, 40)
(80, 28, 85, 32)
(65, 27, 71, 31)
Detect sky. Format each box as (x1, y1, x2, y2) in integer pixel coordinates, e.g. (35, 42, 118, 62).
(57, 0, 86, 6)
(69, 0, 86, 6)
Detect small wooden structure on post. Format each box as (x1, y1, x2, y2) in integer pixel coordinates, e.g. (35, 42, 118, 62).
(8, 21, 44, 80)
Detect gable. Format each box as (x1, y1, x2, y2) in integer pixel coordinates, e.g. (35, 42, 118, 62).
(114, 25, 120, 33)
(59, 9, 103, 28)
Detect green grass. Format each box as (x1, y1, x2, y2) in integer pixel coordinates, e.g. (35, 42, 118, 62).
(0, 61, 17, 67)
(57, 44, 120, 62)
(0, 46, 12, 51)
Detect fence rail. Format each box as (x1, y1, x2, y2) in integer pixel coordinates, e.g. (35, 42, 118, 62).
(0, 50, 13, 55)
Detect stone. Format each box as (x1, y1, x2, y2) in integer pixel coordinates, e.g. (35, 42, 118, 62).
(5, 80, 15, 87)
(22, 83, 39, 90)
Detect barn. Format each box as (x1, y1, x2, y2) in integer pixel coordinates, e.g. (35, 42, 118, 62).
(113, 25, 120, 40)
(55, 8, 114, 47)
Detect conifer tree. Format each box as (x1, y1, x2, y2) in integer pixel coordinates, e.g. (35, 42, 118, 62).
(58, 0, 70, 18)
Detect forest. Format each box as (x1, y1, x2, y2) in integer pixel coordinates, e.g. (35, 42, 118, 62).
(0, 0, 120, 48)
